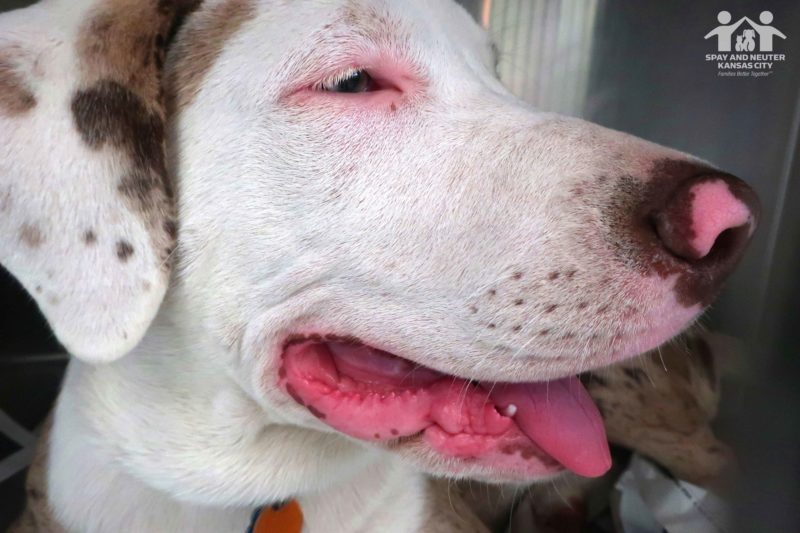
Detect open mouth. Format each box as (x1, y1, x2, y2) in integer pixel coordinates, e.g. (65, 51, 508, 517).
(280, 337, 611, 479)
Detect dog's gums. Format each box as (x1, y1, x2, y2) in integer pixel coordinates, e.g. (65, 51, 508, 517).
(281, 339, 611, 478)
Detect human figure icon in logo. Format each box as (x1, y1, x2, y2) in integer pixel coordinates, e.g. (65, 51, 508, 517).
(743, 11, 787, 52)
(705, 11, 747, 52)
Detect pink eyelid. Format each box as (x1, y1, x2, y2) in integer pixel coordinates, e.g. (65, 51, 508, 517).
(284, 56, 424, 109)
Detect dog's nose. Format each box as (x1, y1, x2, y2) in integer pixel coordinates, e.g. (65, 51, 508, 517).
(652, 174, 759, 264)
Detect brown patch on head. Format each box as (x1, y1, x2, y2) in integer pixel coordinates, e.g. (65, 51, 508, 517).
(165, 0, 255, 114)
(116, 240, 135, 261)
(0, 52, 36, 116)
(19, 223, 44, 248)
(76, 0, 200, 106)
(544, 304, 558, 313)
(547, 271, 559, 280)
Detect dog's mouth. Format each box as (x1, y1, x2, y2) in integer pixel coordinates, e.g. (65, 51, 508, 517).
(280, 338, 611, 479)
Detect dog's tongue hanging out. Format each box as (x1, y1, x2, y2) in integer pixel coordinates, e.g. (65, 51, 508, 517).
(281, 340, 611, 478)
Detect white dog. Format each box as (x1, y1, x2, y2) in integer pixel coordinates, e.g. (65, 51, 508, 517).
(1, 0, 758, 531)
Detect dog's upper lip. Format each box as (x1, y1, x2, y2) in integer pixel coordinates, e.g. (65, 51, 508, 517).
(279, 337, 611, 478)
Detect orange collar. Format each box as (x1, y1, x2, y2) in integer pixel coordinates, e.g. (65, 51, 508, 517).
(250, 500, 304, 533)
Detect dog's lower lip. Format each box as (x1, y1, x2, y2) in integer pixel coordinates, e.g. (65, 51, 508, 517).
(278, 336, 611, 478)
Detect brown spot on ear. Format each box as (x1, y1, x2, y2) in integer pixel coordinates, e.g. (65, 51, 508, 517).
(165, 0, 255, 114)
(84, 230, 97, 245)
(0, 53, 36, 116)
(71, 1, 194, 273)
(544, 304, 558, 313)
(19, 223, 44, 248)
(72, 80, 175, 269)
(116, 240, 135, 261)
(163, 219, 178, 239)
(547, 271, 559, 280)
(513, 298, 524, 306)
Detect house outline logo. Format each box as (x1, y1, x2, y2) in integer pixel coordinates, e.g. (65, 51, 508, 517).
(705, 10, 786, 52)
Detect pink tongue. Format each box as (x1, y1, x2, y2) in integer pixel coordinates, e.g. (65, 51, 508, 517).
(489, 378, 611, 477)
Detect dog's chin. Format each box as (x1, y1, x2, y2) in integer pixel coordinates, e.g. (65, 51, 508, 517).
(384, 433, 566, 484)
(277, 336, 614, 481)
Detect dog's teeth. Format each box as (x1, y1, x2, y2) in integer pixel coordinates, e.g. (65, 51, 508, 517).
(500, 404, 517, 417)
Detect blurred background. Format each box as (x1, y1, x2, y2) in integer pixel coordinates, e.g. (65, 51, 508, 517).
(1, 0, 799, 531)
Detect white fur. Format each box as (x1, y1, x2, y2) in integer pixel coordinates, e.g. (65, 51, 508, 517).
(1, 0, 716, 530)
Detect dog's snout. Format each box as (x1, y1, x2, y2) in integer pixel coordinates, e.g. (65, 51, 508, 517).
(651, 173, 759, 266)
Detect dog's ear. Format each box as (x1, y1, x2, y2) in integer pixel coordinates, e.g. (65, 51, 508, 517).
(0, 0, 198, 363)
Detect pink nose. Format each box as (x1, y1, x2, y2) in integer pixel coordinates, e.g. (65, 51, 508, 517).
(654, 175, 759, 262)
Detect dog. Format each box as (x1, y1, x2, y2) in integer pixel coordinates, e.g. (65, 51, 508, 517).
(0, 0, 759, 531)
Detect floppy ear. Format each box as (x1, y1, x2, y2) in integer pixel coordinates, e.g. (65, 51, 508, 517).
(0, 0, 196, 362)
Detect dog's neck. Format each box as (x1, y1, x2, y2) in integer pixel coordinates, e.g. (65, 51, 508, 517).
(47, 296, 431, 532)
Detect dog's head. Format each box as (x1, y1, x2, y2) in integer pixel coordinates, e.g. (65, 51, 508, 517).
(1, 0, 758, 484)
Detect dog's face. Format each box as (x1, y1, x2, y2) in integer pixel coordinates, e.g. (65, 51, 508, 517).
(166, 0, 758, 482)
(1, 0, 758, 485)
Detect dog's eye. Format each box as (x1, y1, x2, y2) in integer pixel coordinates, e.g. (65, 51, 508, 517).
(317, 68, 374, 93)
